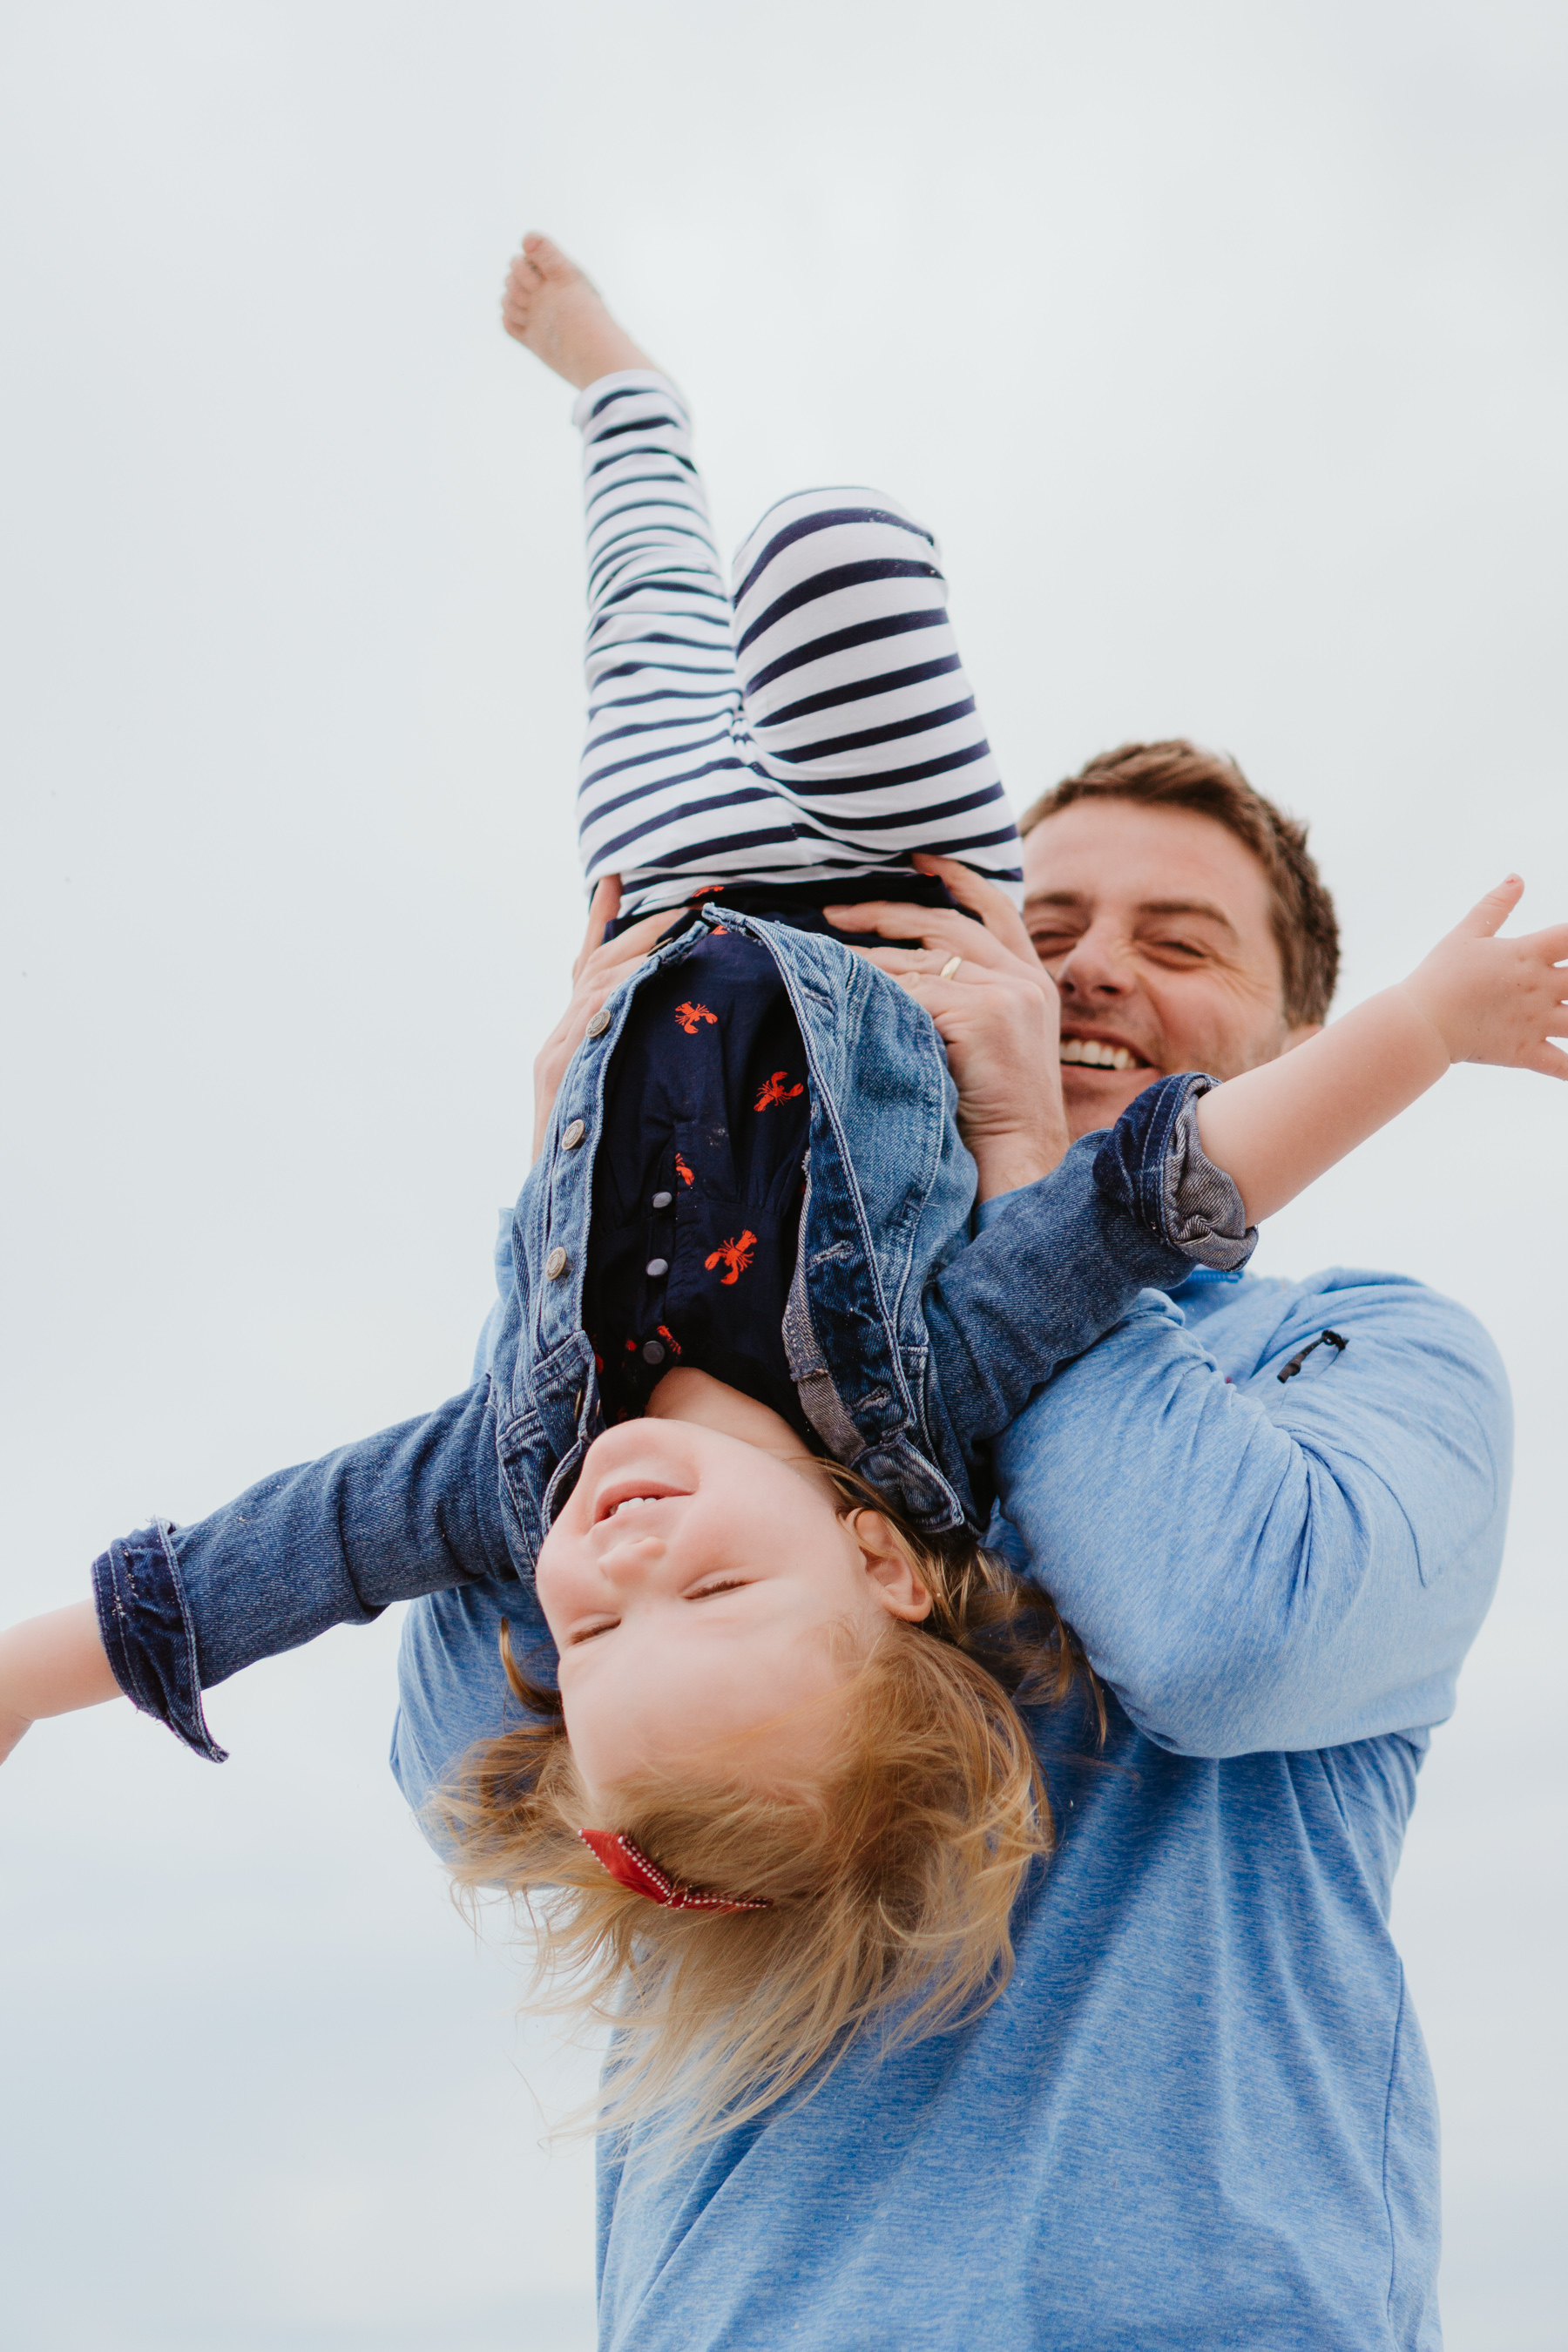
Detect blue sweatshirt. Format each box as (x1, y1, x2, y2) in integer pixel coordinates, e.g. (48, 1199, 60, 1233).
(392, 1258, 1509, 2351)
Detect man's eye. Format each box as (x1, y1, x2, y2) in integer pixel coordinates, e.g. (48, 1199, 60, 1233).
(1152, 937, 1206, 960)
(1029, 929, 1078, 956)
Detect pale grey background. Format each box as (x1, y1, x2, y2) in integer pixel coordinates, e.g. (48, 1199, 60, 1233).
(2, 3, 1564, 2348)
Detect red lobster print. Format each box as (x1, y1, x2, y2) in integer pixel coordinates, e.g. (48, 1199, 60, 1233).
(674, 1001, 718, 1036)
(705, 1231, 758, 1286)
(754, 1070, 805, 1113)
(674, 1152, 694, 1186)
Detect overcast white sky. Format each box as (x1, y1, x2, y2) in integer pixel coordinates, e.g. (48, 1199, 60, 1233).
(2, 4, 1564, 2348)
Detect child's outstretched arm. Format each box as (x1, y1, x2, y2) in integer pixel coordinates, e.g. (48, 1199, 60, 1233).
(1193, 877, 1568, 1221)
(0, 1603, 119, 1763)
(2, 1378, 526, 1767)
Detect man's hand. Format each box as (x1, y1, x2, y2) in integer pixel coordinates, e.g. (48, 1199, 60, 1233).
(531, 878, 710, 1160)
(824, 856, 1070, 1200)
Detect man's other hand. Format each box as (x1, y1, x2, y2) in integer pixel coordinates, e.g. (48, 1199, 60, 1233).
(531, 879, 704, 1160)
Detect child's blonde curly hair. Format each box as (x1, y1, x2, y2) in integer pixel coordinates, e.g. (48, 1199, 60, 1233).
(432, 1467, 1099, 2159)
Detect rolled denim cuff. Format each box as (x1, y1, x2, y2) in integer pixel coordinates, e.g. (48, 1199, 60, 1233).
(91, 1520, 228, 1762)
(1092, 1072, 1256, 1274)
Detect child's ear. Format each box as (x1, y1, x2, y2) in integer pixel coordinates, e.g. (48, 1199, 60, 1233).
(848, 1511, 933, 1623)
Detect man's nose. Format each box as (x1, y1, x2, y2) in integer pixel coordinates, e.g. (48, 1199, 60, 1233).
(1056, 920, 1133, 997)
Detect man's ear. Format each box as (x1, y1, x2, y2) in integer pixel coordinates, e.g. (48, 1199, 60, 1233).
(848, 1511, 933, 1623)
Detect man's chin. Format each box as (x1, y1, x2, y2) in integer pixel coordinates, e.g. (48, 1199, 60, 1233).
(1061, 1065, 1161, 1139)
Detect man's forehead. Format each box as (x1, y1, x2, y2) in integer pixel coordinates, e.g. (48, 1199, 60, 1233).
(1021, 799, 1274, 929)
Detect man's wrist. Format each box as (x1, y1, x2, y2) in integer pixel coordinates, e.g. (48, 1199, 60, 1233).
(970, 1119, 1070, 1203)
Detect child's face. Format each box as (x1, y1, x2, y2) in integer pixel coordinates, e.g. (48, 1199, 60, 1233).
(535, 1372, 928, 1813)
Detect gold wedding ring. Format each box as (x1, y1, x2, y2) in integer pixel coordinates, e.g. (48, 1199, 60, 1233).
(938, 954, 963, 979)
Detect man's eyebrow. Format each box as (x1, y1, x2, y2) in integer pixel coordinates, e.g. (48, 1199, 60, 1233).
(1024, 889, 1240, 939)
(1137, 898, 1240, 937)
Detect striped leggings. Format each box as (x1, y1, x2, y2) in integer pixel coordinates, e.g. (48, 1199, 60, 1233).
(571, 372, 1023, 919)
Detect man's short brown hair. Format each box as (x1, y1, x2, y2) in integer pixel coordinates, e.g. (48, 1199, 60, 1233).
(1018, 740, 1340, 1028)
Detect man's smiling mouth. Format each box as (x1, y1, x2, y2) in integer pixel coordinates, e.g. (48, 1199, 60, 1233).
(1058, 1036, 1151, 1072)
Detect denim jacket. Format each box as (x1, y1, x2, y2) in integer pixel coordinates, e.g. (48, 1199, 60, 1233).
(92, 909, 1247, 1760)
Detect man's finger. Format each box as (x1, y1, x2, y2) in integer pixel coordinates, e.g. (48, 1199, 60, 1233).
(912, 854, 1041, 962)
(583, 901, 684, 980)
(574, 875, 623, 979)
(821, 898, 972, 941)
(854, 944, 1023, 989)
(824, 900, 1025, 973)
(886, 970, 980, 1016)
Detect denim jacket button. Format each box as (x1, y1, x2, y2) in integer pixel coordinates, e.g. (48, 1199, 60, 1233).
(561, 1119, 586, 1150)
(544, 1247, 570, 1280)
(585, 1008, 612, 1038)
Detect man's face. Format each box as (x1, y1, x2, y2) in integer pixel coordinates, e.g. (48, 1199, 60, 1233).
(1022, 799, 1321, 1139)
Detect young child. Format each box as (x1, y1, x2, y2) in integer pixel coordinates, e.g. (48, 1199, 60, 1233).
(3, 238, 1565, 2160)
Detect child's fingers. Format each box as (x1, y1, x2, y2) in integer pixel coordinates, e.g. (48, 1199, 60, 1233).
(1455, 875, 1525, 939)
(1524, 1039, 1568, 1079)
(1519, 922, 1568, 963)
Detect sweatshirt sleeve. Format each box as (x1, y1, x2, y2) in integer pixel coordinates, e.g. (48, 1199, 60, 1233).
(91, 1380, 513, 1761)
(990, 1270, 1511, 1755)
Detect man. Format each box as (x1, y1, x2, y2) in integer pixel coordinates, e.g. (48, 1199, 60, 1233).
(394, 740, 1506, 2351)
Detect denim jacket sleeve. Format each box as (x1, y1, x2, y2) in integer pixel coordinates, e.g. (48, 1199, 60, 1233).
(921, 1073, 1252, 1507)
(91, 1380, 513, 1760)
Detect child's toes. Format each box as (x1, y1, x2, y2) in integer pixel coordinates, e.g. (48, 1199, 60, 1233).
(501, 254, 539, 333)
(521, 232, 578, 286)
(505, 248, 540, 299)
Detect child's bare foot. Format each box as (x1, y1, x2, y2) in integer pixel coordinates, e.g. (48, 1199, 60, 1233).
(501, 234, 657, 390)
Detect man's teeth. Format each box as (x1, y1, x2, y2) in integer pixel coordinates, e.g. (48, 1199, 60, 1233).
(1059, 1039, 1138, 1071)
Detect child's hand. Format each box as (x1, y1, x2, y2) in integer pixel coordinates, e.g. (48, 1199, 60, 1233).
(0, 1602, 121, 1763)
(1399, 877, 1568, 1077)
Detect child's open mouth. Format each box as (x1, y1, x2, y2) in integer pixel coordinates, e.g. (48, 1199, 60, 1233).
(592, 1481, 691, 1526)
